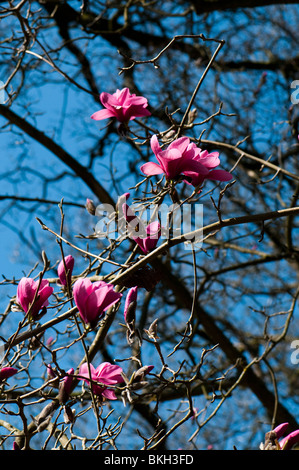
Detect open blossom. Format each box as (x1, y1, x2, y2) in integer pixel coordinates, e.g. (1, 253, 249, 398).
(16, 277, 54, 319)
(122, 203, 161, 254)
(140, 135, 208, 181)
(57, 255, 74, 286)
(78, 362, 123, 400)
(73, 278, 122, 327)
(140, 135, 232, 188)
(91, 87, 151, 124)
(0, 367, 18, 382)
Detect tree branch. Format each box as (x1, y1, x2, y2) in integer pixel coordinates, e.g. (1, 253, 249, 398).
(0, 104, 115, 206)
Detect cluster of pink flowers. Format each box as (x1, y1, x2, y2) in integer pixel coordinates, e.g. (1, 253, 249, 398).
(16, 255, 122, 329)
(11, 86, 233, 411)
(91, 87, 232, 189)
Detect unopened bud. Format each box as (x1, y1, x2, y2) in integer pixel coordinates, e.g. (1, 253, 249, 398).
(187, 108, 197, 125)
(85, 198, 96, 215)
(133, 365, 154, 382)
(144, 319, 159, 340)
(58, 368, 74, 404)
(124, 287, 138, 325)
(63, 406, 75, 424)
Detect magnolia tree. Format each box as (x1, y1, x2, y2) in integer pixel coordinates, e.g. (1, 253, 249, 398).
(0, 0, 299, 451)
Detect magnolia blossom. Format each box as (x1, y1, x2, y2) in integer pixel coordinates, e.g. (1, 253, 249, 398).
(73, 278, 122, 327)
(0, 367, 18, 382)
(122, 203, 161, 254)
(91, 87, 151, 123)
(57, 255, 74, 286)
(16, 277, 54, 319)
(140, 135, 232, 188)
(141, 135, 208, 181)
(78, 362, 123, 400)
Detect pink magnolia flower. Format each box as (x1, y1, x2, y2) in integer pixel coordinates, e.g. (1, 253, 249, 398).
(122, 203, 161, 254)
(57, 254, 74, 286)
(141, 135, 232, 188)
(141, 135, 209, 181)
(16, 277, 54, 319)
(78, 362, 123, 400)
(73, 278, 122, 327)
(0, 367, 18, 382)
(91, 87, 151, 124)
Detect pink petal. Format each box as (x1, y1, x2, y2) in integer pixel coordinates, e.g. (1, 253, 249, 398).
(73, 278, 91, 321)
(168, 136, 190, 154)
(123, 106, 151, 121)
(140, 161, 164, 176)
(197, 152, 220, 169)
(86, 284, 121, 320)
(96, 362, 123, 384)
(78, 363, 96, 382)
(273, 423, 289, 438)
(280, 430, 299, 450)
(91, 109, 116, 121)
(150, 135, 162, 156)
(101, 388, 117, 400)
(181, 159, 210, 174)
(146, 221, 161, 237)
(16, 277, 35, 312)
(0, 367, 18, 381)
(100, 91, 120, 109)
(206, 169, 233, 181)
(114, 88, 130, 105)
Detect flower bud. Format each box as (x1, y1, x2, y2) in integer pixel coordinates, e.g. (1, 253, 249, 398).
(57, 255, 74, 287)
(0, 367, 18, 382)
(124, 287, 138, 325)
(85, 198, 96, 215)
(63, 406, 75, 424)
(144, 318, 159, 340)
(58, 368, 74, 404)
